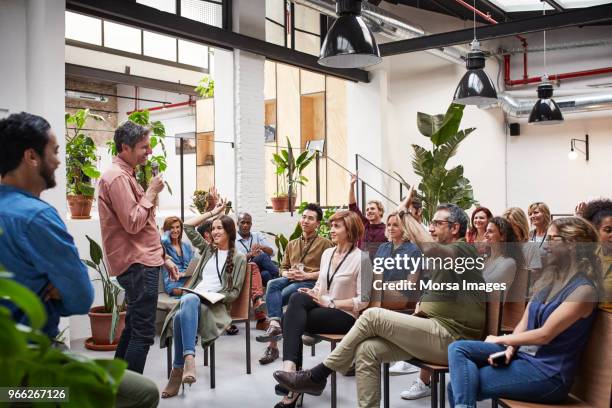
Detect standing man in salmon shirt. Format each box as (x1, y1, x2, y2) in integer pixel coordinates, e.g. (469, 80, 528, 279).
(98, 121, 178, 374)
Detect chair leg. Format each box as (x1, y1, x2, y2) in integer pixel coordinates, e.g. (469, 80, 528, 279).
(311, 343, 315, 357)
(245, 320, 252, 374)
(330, 342, 337, 408)
(383, 362, 390, 408)
(491, 399, 498, 408)
(439, 372, 446, 408)
(210, 342, 216, 389)
(166, 337, 172, 379)
(430, 371, 438, 408)
(203, 344, 209, 366)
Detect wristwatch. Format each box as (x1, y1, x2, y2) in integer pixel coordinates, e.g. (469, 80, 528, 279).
(329, 299, 336, 309)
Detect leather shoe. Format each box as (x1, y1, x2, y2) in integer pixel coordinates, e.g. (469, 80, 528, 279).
(273, 369, 326, 396)
(259, 346, 279, 365)
(256, 324, 282, 342)
(256, 318, 270, 331)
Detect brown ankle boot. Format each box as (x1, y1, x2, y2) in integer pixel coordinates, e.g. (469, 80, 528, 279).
(161, 368, 183, 398)
(182, 355, 197, 385)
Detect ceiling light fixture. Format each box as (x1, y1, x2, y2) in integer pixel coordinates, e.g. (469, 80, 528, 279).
(318, 0, 382, 69)
(453, 0, 497, 105)
(528, 2, 564, 125)
(568, 134, 589, 161)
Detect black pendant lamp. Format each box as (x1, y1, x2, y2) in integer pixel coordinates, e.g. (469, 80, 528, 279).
(318, 0, 382, 69)
(453, 0, 497, 106)
(528, 3, 563, 125)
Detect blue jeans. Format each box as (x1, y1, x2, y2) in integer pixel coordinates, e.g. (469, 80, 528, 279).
(265, 277, 316, 320)
(251, 253, 279, 285)
(115, 264, 160, 374)
(447, 340, 568, 408)
(172, 293, 200, 368)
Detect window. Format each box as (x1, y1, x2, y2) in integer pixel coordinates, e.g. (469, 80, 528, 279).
(136, 0, 177, 13)
(65, 11, 102, 45)
(488, 0, 553, 12)
(179, 39, 209, 68)
(181, 0, 223, 27)
(104, 21, 142, 54)
(556, 0, 612, 7)
(143, 31, 177, 61)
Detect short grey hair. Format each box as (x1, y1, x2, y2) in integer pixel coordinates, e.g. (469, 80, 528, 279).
(114, 121, 149, 152)
(436, 203, 469, 238)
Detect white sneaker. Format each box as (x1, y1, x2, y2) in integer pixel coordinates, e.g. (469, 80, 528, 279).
(400, 378, 431, 400)
(389, 361, 419, 375)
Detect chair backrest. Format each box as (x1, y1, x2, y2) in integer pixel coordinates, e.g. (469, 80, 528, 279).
(502, 266, 529, 329)
(230, 262, 253, 321)
(571, 310, 612, 407)
(485, 290, 503, 337)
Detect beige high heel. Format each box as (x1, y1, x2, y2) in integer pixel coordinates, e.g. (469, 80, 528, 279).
(182, 355, 197, 385)
(161, 368, 184, 398)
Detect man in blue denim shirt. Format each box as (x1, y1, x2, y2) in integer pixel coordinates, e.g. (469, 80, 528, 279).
(0, 112, 159, 407)
(0, 112, 93, 338)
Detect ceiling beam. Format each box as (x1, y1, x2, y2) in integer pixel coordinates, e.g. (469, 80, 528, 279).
(66, 0, 369, 83)
(379, 3, 612, 56)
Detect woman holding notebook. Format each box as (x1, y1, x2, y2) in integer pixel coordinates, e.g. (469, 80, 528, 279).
(160, 199, 246, 398)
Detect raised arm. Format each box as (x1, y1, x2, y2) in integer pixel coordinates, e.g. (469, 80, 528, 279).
(349, 173, 357, 206)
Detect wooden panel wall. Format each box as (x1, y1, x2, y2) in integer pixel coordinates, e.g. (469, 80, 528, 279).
(326, 76, 348, 207)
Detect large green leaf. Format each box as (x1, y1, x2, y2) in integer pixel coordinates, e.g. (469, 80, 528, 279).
(0, 278, 46, 329)
(86, 235, 103, 266)
(430, 103, 465, 146)
(417, 112, 445, 137)
(433, 128, 474, 166)
(81, 164, 101, 179)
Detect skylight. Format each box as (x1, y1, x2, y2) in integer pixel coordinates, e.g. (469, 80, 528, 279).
(556, 0, 612, 8)
(488, 0, 554, 12)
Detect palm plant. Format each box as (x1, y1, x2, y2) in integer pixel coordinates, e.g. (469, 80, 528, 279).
(272, 137, 315, 198)
(82, 235, 125, 343)
(395, 103, 478, 223)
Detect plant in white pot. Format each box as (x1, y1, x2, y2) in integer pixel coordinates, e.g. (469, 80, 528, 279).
(82, 235, 126, 351)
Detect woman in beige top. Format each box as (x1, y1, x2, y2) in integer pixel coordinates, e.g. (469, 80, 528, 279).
(273, 210, 372, 408)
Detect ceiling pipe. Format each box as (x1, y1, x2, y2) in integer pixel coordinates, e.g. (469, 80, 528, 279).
(291, 0, 467, 65)
(497, 91, 612, 117)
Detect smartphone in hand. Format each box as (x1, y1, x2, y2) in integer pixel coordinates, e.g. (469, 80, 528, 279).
(489, 350, 507, 366)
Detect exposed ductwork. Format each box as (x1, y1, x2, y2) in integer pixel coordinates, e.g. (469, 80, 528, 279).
(497, 91, 612, 117)
(290, 0, 467, 65)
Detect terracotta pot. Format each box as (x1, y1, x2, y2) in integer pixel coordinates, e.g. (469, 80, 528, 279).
(271, 196, 298, 212)
(67, 195, 93, 219)
(86, 306, 126, 351)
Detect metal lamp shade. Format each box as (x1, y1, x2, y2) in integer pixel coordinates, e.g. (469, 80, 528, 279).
(528, 83, 564, 125)
(318, 15, 382, 69)
(453, 51, 498, 105)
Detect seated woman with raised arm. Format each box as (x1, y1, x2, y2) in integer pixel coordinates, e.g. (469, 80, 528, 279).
(447, 216, 602, 408)
(273, 210, 372, 408)
(160, 199, 246, 398)
(161, 216, 195, 296)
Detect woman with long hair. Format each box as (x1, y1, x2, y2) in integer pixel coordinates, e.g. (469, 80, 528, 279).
(503, 207, 542, 273)
(447, 216, 602, 407)
(273, 210, 372, 408)
(466, 207, 492, 244)
(161, 216, 195, 296)
(483, 217, 525, 289)
(528, 202, 552, 248)
(160, 200, 246, 398)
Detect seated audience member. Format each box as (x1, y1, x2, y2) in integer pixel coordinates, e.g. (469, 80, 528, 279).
(256, 203, 333, 365)
(236, 211, 279, 284)
(274, 189, 486, 408)
(482, 217, 524, 289)
(161, 216, 195, 296)
(503, 207, 543, 276)
(160, 203, 246, 398)
(376, 212, 423, 376)
(0, 112, 158, 407)
(273, 211, 372, 407)
(466, 206, 492, 255)
(348, 173, 387, 258)
(528, 202, 551, 247)
(446, 216, 602, 408)
(578, 199, 612, 312)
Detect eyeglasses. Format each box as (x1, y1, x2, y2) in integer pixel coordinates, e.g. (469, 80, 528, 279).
(430, 219, 453, 228)
(545, 235, 565, 242)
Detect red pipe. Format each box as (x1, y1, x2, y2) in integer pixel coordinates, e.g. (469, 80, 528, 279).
(452, 0, 528, 42)
(127, 100, 195, 115)
(505, 65, 612, 86)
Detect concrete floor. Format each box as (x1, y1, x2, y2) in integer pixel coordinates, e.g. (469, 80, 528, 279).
(72, 325, 492, 408)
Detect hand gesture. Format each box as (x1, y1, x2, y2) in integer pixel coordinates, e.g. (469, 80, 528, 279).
(398, 184, 415, 214)
(165, 259, 180, 281)
(212, 198, 227, 216)
(43, 284, 62, 302)
(292, 270, 306, 281)
(147, 175, 165, 194)
(575, 201, 587, 217)
(487, 347, 515, 367)
(350, 173, 358, 186)
(208, 186, 219, 204)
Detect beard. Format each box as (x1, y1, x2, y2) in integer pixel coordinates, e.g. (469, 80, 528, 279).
(39, 160, 56, 189)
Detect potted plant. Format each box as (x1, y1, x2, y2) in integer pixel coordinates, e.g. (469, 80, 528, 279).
(195, 75, 215, 98)
(65, 109, 103, 219)
(394, 103, 478, 223)
(271, 138, 315, 212)
(82, 235, 126, 351)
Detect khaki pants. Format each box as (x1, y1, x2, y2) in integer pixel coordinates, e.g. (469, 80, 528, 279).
(323, 307, 455, 408)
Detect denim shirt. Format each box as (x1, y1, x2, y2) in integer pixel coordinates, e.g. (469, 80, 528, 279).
(0, 185, 94, 338)
(161, 234, 194, 295)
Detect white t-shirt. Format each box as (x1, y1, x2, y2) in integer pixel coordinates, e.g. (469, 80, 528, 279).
(193, 250, 228, 293)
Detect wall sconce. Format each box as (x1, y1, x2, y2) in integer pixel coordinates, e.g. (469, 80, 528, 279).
(568, 134, 589, 161)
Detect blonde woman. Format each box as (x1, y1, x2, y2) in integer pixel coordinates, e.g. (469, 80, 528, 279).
(528, 202, 552, 248)
(447, 217, 602, 407)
